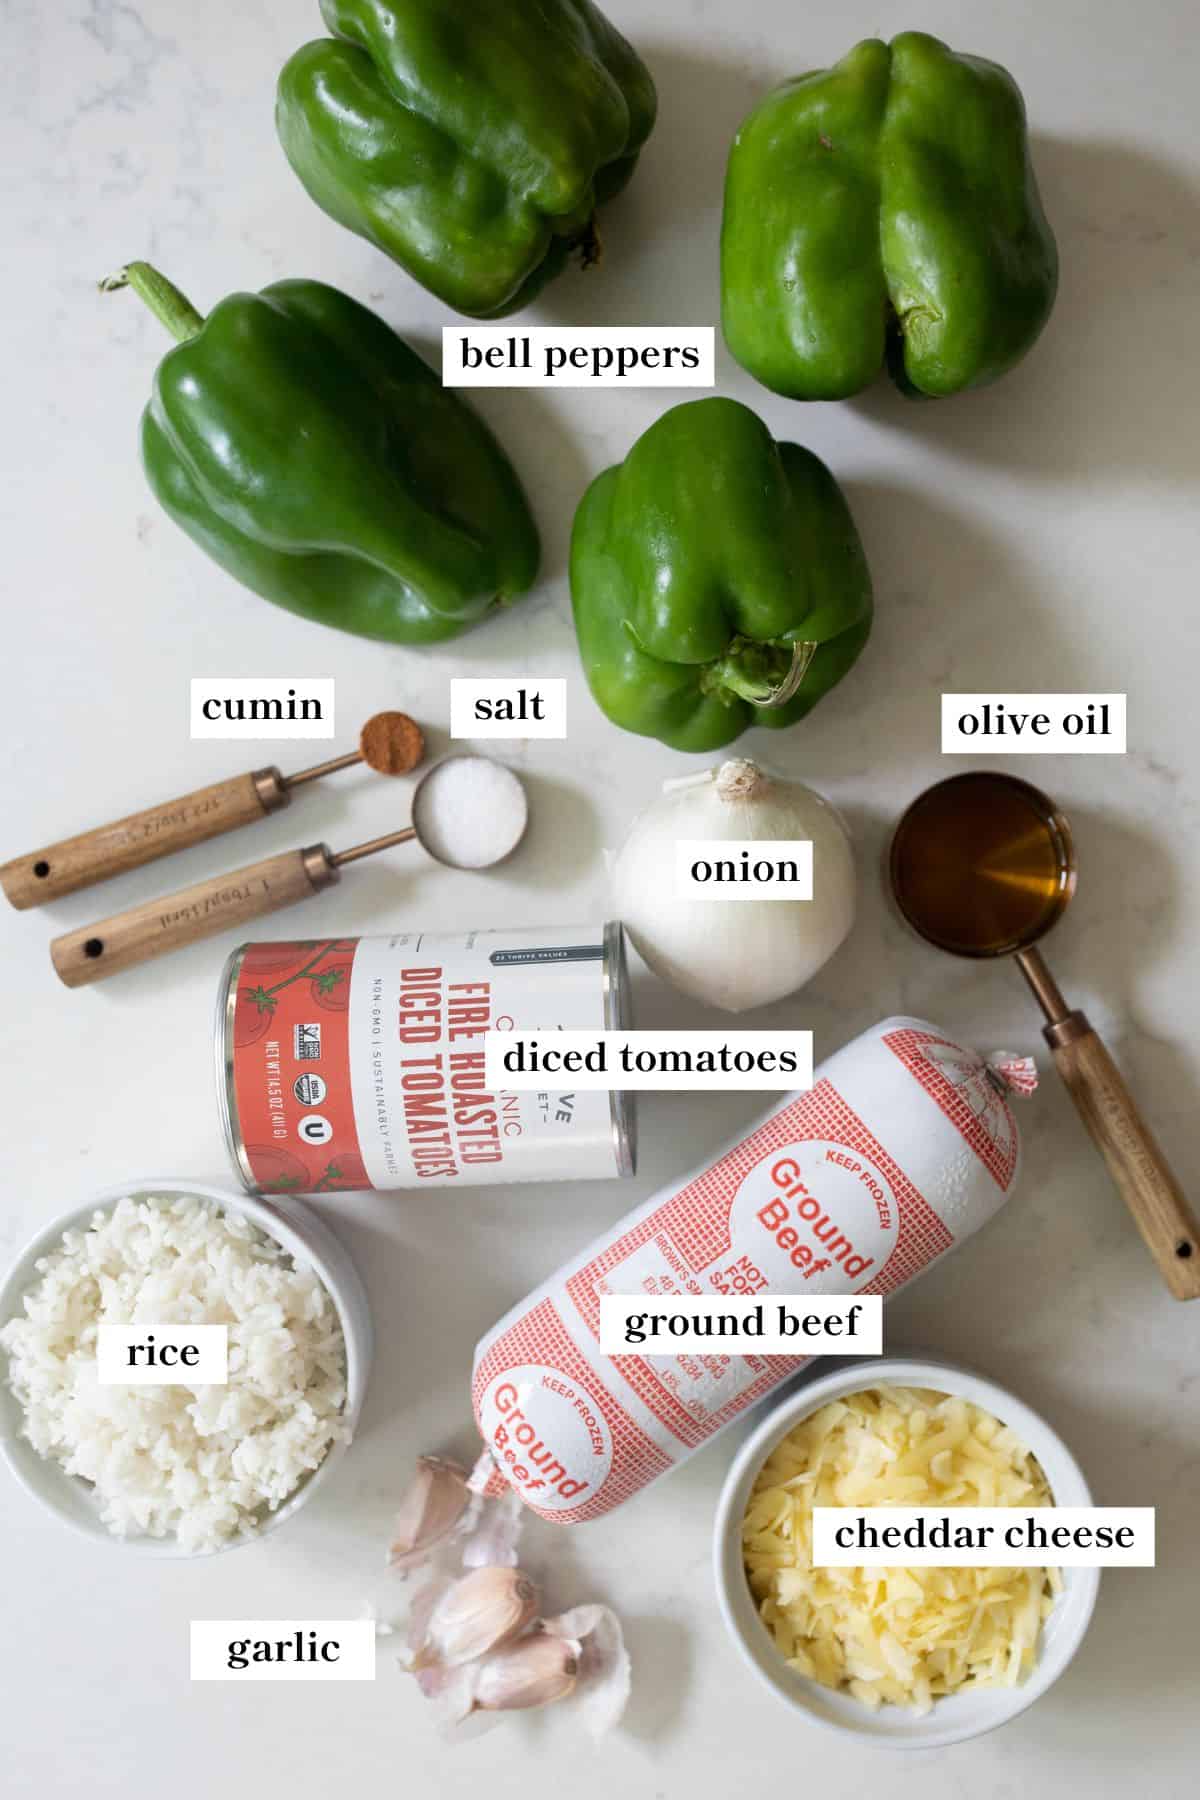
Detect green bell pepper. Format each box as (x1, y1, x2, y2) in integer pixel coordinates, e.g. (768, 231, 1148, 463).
(570, 398, 872, 753)
(103, 262, 539, 645)
(276, 0, 657, 318)
(721, 32, 1058, 400)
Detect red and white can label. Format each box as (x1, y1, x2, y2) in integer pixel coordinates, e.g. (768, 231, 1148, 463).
(226, 929, 623, 1193)
(229, 940, 360, 1194)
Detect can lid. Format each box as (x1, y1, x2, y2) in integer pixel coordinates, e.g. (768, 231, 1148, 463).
(214, 944, 258, 1193)
(604, 921, 637, 1178)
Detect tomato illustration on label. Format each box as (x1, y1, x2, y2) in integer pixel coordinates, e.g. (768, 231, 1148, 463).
(311, 1152, 369, 1191)
(234, 984, 278, 1048)
(309, 958, 352, 1012)
(247, 945, 319, 972)
(244, 1144, 312, 1191)
(234, 941, 355, 1044)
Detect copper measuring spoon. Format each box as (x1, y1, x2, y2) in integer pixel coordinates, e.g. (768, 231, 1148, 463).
(890, 771, 1200, 1300)
(50, 755, 527, 989)
(0, 711, 424, 909)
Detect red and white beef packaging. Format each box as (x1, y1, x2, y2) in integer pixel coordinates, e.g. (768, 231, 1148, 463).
(472, 1016, 1036, 1524)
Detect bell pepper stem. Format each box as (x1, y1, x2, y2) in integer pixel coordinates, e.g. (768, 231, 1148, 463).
(706, 637, 818, 708)
(576, 215, 603, 269)
(98, 260, 205, 342)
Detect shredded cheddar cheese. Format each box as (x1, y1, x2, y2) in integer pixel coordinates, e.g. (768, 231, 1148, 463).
(741, 1387, 1062, 1716)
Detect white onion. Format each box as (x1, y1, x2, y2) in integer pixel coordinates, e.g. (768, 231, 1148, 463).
(613, 758, 856, 1012)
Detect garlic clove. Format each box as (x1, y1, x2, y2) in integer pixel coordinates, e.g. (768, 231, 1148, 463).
(418, 1565, 540, 1669)
(414, 1661, 460, 1700)
(472, 1633, 580, 1712)
(389, 1456, 470, 1570)
(402, 1570, 451, 1664)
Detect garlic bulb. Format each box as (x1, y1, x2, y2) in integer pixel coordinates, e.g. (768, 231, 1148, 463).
(613, 759, 856, 1012)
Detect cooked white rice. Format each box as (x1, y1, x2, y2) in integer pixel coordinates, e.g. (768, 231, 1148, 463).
(0, 1194, 348, 1553)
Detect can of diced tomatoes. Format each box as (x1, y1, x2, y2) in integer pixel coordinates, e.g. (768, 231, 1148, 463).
(216, 925, 635, 1195)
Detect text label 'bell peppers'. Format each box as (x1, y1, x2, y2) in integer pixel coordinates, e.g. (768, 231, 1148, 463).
(102, 263, 540, 646)
(276, 0, 657, 319)
(721, 32, 1059, 401)
(570, 398, 873, 753)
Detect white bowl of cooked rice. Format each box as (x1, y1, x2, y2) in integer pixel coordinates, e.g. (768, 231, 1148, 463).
(0, 1180, 372, 1557)
(713, 1356, 1099, 1750)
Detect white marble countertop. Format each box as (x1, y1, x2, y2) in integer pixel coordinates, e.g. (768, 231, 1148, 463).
(3, 2, 1197, 1794)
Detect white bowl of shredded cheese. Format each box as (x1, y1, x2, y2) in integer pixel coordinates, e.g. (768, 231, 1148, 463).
(0, 1180, 372, 1557)
(713, 1357, 1099, 1748)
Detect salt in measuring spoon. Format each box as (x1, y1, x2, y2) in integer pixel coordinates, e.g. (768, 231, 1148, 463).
(1, 711, 425, 909)
(50, 755, 528, 989)
(889, 770, 1200, 1300)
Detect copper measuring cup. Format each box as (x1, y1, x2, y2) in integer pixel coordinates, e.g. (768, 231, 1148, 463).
(890, 771, 1200, 1300)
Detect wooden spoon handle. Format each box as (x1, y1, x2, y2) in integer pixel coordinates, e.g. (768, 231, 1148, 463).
(1049, 1014, 1200, 1299)
(50, 846, 337, 988)
(1, 770, 288, 909)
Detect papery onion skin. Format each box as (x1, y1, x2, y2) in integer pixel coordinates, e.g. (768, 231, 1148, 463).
(613, 760, 856, 1012)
